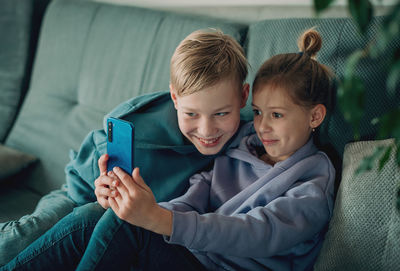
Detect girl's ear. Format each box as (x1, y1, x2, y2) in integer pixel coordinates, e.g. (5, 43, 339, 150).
(169, 84, 178, 109)
(310, 104, 326, 129)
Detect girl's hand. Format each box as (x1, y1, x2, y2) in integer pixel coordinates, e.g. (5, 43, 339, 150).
(94, 154, 119, 209)
(109, 167, 172, 236)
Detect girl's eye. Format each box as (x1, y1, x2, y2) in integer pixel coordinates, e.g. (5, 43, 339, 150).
(252, 109, 261, 116)
(185, 112, 197, 117)
(272, 112, 283, 118)
(215, 112, 229, 117)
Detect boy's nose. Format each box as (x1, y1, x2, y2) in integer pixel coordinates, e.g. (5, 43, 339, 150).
(198, 118, 217, 137)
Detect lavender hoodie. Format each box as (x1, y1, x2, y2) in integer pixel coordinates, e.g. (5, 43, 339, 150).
(160, 122, 335, 271)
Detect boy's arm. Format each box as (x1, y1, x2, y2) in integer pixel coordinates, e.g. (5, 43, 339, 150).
(65, 129, 106, 205)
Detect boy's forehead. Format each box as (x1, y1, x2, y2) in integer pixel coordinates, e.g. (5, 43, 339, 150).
(173, 76, 241, 97)
(176, 79, 242, 110)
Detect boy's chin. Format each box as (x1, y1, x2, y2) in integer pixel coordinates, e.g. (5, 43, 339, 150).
(194, 142, 225, 155)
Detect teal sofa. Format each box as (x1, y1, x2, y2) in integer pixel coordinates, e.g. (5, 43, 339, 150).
(1, 0, 399, 269)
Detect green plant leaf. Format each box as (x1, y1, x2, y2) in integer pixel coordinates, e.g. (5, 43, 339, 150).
(348, 0, 374, 35)
(314, 0, 335, 14)
(345, 49, 365, 74)
(338, 50, 366, 140)
(370, 1, 400, 57)
(396, 140, 400, 167)
(379, 145, 393, 171)
(387, 53, 400, 95)
(397, 187, 400, 213)
(356, 145, 386, 175)
(378, 108, 400, 140)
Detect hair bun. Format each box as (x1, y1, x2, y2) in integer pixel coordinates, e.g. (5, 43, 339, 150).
(297, 28, 322, 59)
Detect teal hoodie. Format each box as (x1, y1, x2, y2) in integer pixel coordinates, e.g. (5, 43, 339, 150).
(65, 91, 252, 205)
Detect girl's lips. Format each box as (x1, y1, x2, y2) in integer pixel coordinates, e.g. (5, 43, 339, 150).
(196, 135, 222, 147)
(262, 139, 279, 145)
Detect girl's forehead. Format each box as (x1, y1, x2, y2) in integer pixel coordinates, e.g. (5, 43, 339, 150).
(253, 85, 295, 107)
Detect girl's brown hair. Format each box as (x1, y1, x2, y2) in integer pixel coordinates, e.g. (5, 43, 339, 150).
(252, 28, 336, 111)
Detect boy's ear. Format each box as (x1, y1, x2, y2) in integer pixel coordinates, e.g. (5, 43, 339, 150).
(240, 83, 250, 108)
(169, 84, 178, 109)
(310, 104, 326, 129)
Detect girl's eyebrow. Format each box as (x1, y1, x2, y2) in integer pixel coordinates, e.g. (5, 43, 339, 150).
(251, 103, 287, 110)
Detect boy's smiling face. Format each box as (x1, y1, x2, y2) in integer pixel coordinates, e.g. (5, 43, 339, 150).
(171, 78, 249, 155)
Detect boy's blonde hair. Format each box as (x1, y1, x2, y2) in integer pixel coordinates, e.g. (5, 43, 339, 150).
(170, 29, 248, 96)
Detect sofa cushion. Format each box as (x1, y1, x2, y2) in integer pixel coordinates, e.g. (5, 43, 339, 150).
(0, 0, 33, 142)
(314, 139, 400, 270)
(244, 17, 400, 162)
(0, 144, 37, 181)
(4, 0, 247, 195)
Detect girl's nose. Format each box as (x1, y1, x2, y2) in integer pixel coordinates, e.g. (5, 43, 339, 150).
(258, 118, 272, 133)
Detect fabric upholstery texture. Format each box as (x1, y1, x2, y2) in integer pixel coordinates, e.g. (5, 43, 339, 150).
(0, 0, 33, 142)
(314, 139, 400, 270)
(0, 144, 37, 181)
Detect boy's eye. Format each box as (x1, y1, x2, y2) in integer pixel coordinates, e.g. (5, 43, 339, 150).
(185, 112, 197, 117)
(272, 112, 283, 118)
(252, 109, 261, 116)
(215, 112, 229, 117)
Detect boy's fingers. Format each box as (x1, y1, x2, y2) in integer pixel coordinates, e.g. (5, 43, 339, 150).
(100, 187, 118, 197)
(113, 167, 135, 190)
(108, 197, 119, 213)
(132, 168, 148, 190)
(107, 171, 119, 187)
(95, 175, 114, 188)
(98, 154, 109, 175)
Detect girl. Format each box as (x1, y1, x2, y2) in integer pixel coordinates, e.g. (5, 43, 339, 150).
(1, 28, 336, 271)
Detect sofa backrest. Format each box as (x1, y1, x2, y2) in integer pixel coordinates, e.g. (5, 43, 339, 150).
(4, 0, 247, 194)
(0, 0, 50, 143)
(5, 0, 399, 196)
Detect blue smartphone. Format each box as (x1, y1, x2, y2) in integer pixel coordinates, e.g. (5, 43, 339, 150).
(107, 117, 135, 174)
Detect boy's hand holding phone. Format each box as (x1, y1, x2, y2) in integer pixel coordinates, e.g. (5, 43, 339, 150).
(95, 117, 135, 209)
(108, 167, 173, 237)
(94, 154, 119, 209)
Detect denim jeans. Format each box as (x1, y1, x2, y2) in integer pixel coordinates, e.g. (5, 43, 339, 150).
(76, 208, 207, 271)
(0, 188, 77, 265)
(0, 202, 104, 271)
(2, 202, 207, 271)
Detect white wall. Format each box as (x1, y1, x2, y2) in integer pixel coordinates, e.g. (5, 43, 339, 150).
(92, 0, 394, 23)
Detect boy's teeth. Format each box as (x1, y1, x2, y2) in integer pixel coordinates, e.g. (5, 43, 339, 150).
(199, 137, 219, 144)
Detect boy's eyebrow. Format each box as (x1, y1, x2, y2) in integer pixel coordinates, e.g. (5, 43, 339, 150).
(181, 105, 233, 112)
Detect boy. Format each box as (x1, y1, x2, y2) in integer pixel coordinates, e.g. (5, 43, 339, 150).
(0, 29, 250, 266)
